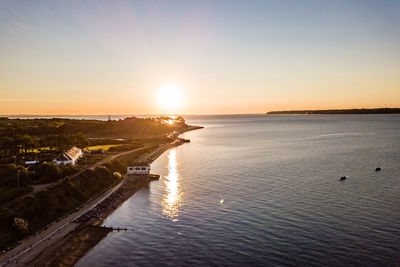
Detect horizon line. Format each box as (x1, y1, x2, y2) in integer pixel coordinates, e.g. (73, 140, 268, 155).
(2, 107, 399, 117)
(1, 113, 268, 117)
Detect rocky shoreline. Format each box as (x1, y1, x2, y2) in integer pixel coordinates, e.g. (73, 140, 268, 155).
(28, 175, 158, 267)
(74, 175, 158, 225)
(26, 133, 199, 266)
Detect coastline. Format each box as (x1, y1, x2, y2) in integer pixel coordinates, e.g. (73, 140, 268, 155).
(1, 125, 202, 266)
(266, 108, 400, 114)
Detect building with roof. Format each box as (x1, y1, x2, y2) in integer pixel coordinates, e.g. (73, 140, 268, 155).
(127, 162, 151, 175)
(53, 147, 83, 166)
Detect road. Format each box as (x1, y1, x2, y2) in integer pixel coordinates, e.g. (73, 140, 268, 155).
(0, 136, 192, 266)
(0, 179, 124, 266)
(8, 146, 150, 199)
(0, 146, 152, 266)
(86, 145, 150, 170)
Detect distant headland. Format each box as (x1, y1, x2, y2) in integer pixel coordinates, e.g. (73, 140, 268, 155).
(267, 108, 400, 115)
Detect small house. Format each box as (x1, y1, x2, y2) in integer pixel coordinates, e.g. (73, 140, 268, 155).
(25, 160, 39, 165)
(53, 147, 83, 166)
(127, 163, 151, 175)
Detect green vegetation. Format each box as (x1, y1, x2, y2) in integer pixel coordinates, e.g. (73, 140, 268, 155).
(76, 155, 104, 167)
(29, 162, 77, 184)
(0, 143, 157, 250)
(0, 116, 188, 165)
(84, 144, 122, 152)
(0, 164, 29, 188)
(117, 145, 158, 166)
(0, 186, 33, 206)
(0, 116, 189, 202)
(0, 166, 120, 250)
(0, 162, 79, 205)
(0, 116, 195, 250)
(267, 108, 400, 115)
(0, 162, 77, 186)
(19, 146, 54, 154)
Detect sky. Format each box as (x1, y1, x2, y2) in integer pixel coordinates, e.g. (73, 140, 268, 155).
(0, 0, 400, 115)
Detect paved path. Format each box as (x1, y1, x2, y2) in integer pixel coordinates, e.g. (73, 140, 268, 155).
(3, 146, 150, 207)
(0, 144, 163, 266)
(86, 146, 150, 170)
(0, 179, 124, 266)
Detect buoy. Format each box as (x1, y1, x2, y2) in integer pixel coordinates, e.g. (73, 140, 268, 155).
(375, 167, 381, 172)
(340, 176, 347, 181)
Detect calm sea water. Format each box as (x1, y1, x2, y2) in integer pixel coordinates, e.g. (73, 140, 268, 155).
(76, 115, 400, 266)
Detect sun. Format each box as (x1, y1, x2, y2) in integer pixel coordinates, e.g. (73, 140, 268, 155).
(157, 84, 183, 113)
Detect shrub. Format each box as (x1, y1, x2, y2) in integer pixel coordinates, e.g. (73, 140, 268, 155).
(61, 165, 77, 177)
(0, 164, 28, 187)
(0, 163, 122, 250)
(0, 186, 33, 206)
(13, 217, 29, 234)
(113, 172, 122, 179)
(30, 162, 61, 184)
(110, 158, 125, 173)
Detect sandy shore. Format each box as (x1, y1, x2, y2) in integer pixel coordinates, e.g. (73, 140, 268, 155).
(0, 129, 201, 266)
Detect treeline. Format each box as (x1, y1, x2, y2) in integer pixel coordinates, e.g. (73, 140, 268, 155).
(0, 116, 189, 139)
(0, 133, 88, 156)
(0, 116, 189, 164)
(0, 164, 29, 188)
(0, 165, 32, 206)
(0, 145, 157, 250)
(0, 162, 78, 205)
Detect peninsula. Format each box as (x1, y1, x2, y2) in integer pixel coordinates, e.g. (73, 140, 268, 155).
(267, 108, 400, 115)
(0, 116, 202, 266)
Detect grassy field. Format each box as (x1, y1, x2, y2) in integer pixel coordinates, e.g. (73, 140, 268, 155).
(19, 147, 55, 153)
(21, 144, 123, 153)
(84, 145, 122, 152)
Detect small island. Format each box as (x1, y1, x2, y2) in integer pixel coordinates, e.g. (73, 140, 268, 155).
(267, 108, 400, 115)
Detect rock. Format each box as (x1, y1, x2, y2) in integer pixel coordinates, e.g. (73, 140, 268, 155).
(340, 176, 347, 181)
(375, 167, 382, 171)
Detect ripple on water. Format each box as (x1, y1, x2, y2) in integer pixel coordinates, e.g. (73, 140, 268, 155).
(76, 115, 400, 266)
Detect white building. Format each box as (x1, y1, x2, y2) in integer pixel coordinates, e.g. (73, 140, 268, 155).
(25, 160, 39, 165)
(127, 163, 151, 175)
(53, 147, 83, 166)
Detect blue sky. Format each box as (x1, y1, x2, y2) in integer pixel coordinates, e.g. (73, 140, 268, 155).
(0, 0, 399, 114)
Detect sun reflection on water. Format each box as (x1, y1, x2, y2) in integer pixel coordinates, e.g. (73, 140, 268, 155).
(162, 149, 182, 219)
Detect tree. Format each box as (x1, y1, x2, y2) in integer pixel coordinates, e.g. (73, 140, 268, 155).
(0, 136, 13, 162)
(175, 116, 186, 126)
(0, 164, 29, 187)
(30, 162, 61, 184)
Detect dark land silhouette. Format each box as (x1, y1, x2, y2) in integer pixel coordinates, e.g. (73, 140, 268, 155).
(267, 108, 400, 114)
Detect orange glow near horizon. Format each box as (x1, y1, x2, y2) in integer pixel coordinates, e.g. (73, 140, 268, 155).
(1, 1, 400, 115)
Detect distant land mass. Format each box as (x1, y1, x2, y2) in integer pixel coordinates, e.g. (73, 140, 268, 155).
(267, 108, 400, 115)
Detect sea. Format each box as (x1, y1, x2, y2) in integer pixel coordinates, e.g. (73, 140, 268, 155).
(71, 114, 400, 266)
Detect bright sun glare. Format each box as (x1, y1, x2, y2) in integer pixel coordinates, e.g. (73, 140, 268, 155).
(157, 84, 183, 113)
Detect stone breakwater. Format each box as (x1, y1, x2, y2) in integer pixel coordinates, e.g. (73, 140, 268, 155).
(0, 128, 201, 267)
(74, 175, 159, 225)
